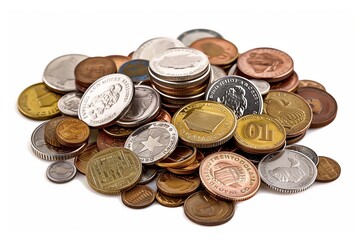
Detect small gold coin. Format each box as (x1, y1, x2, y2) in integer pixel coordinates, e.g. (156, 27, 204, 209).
(17, 83, 61, 120)
(234, 114, 286, 154)
(55, 118, 90, 147)
(171, 100, 237, 148)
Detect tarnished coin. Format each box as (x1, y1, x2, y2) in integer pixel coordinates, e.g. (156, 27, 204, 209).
(184, 191, 235, 226)
(249, 79, 270, 95)
(258, 149, 317, 193)
(46, 160, 77, 183)
(296, 87, 337, 128)
(117, 85, 161, 127)
(96, 130, 126, 150)
(156, 172, 200, 197)
(106, 55, 131, 71)
(199, 151, 261, 201)
(316, 156, 341, 182)
(58, 92, 82, 117)
(119, 59, 150, 85)
(172, 101, 237, 148)
(270, 71, 299, 92)
(44, 116, 70, 147)
(138, 166, 158, 184)
(155, 191, 187, 207)
(124, 121, 178, 165)
(177, 28, 223, 46)
(75, 143, 99, 174)
(263, 90, 313, 137)
(205, 76, 263, 118)
(43, 54, 88, 93)
(86, 147, 142, 194)
(55, 118, 90, 147)
(297, 79, 326, 91)
(78, 73, 134, 128)
(286, 144, 319, 166)
(18, 83, 61, 120)
(121, 185, 156, 209)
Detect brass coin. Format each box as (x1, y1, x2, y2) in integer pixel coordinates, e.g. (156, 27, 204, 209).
(74, 143, 99, 174)
(44, 116, 70, 147)
(155, 191, 187, 207)
(184, 191, 235, 226)
(167, 150, 204, 175)
(97, 130, 126, 150)
(316, 156, 341, 182)
(263, 90, 313, 137)
(103, 124, 134, 138)
(286, 131, 306, 145)
(17, 82, 61, 120)
(86, 147, 142, 195)
(156, 145, 197, 169)
(156, 172, 201, 197)
(172, 100, 237, 148)
(55, 118, 90, 147)
(297, 79, 326, 91)
(121, 185, 156, 209)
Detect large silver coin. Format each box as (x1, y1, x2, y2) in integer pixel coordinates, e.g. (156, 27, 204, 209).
(177, 28, 223, 46)
(205, 76, 263, 119)
(133, 37, 185, 60)
(286, 144, 319, 166)
(43, 54, 88, 93)
(78, 73, 134, 128)
(117, 85, 161, 127)
(46, 160, 77, 183)
(58, 92, 82, 116)
(258, 149, 317, 193)
(124, 121, 178, 165)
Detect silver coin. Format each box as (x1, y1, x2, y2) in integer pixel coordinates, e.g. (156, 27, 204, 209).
(31, 122, 87, 161)
(46, 160, 77, 183)
(177, 28, 223, 46)
(209, 65, 226, 85)
(227, 63, 238, 75)
(78, 73, 134, 128)
(43, 54, 88, 93)
(57, 92, 82, 116)
(138, 166, 158, 184)
(286, 144, 319, 166)
(117, 85, 161, 127)
(133, 37, 185, 60)
(258, 149, 317, 193)
(249, 79, 270, 95)
(124, 121, 178, 165)
(205, 76, 263, 119)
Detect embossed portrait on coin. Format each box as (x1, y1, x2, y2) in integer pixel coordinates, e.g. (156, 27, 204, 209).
(158, 54, 202, 69)
(269, 157, 305, 183)
(201, 42, 232, 61)
(247, 52, 283, 73)
(216, 85, 247, 118)
(306, 98, 322, 114)
(125, 90, 153, 119)
(210, 162, 246, 189)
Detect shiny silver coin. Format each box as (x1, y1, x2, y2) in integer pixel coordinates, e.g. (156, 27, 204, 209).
(58, 92, 82, 116)
(133, 37, 185, 60)
(258, 149, 317, 193)
(209, 65, 227, 85)
(286, 144, 319, 166)
(227, 63, 238, 76)
(177, 28, 223, 46)
(249, 79, 270, 95)
(138, 166, 158, 184)
(124, 121, 178, 165)
(205, 76, 263, 119)
(31, 122, 87, 161)
(117, 85, 161, 127)
(46, 160, 77, 183)
(43, 54, 88, 93)
(78, 73, 134, 128)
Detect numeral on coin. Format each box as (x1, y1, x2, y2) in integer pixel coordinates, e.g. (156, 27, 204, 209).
(244, 123, 273, 141)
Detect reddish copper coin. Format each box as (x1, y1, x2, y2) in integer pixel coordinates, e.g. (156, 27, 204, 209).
(270, 71, 299, 92)
(297, 79, 326, 91)
(237, 47, 294, 82)
(155, 108, 172, 122)
(106, 55, 131, 71)
(296, 87, 337, 128)
(121, 185, 156, 209)
(75, 143, 100, 174)
(96, 130, 126, 150)
(316, 156, 341, 182)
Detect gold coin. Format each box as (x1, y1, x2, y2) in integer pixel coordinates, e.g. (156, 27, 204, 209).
(55, 118, 90, 147)
(171, 100, 237, 148)
(75, 143, 99, 174)
(17, 83, 61, 120)
(263, 90, 313, 137)
(86, 147, 142, 195)
(234, 114, 286, 154)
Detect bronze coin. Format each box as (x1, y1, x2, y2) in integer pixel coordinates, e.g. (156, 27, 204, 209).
(155, 191, 187, 207)
(155, 108, 172, 122)
(167, 150, 204, 175)
(296, 87, 337, 128)
(184, 191, 235, 226)
(106, 55, 131, 71)
(44, 116, 70, 147)
(156, 145, 197, 169)
(156, 172, 201, 197)
(74, 143, 99, 174)
(297, 79, 326, 91)
(316, 156, 341, 182)
(121, 185, 156, 209)
(96, 130, 126, 150)
(286, 131, 306, 145)
(103, 124, 134, 138)
(270, 71, 299, 92)
(55, 118, 90, 147)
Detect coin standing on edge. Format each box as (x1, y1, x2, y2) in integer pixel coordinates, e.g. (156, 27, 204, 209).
(46, 160, 77, 183)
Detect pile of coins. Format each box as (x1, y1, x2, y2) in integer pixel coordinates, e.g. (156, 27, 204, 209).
(18, 28, 341, 226)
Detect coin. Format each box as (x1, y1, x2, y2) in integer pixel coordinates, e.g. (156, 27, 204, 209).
(286, 131, 306, 145)
(55, 118, 90, 147)
(156, 145, 197, 169)
(75, 143, 99, 174)
(46, 160, 77, 183)
(156, 172, 200, 197)
(106, 55, 131, 71)
(316, 156, 341, 182)
(249, 79, 270, 95)
(199, 151, 261, 201)
(172, 100, 237, 148)
(44, 116, 70, 147)
(138, 166, 158, 184)
(205, 76, 263, 118)
(258, 149, 317, 193)
(78, 73, 134, 128)
(43, 54, 88, 93)
(57, 92, 82, 117)
(237, 47, 294, 82)
(183, 191, 235, 226)
(155, 191, 187, 207)
(296, 87, 337, 128)
(155, 108, 172, 122)
(97, 130, 126, 150)
(86, 147, 142, 194)
(297, 79, 326, 91)
(286, 144, 319, 166)
(167, 150, 204, 175)
(118, 59, 150, 84)
(124, 121, 178, 165)
(177, 28, 223, 46)
(18, 83, 61, 120)
(209, 65, 227, 85)
(103, 124, 134, 138)
(121, 185, 156, 209)
(270, 71, 299, 92)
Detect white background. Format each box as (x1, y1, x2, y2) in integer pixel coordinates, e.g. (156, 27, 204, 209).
(5, 0, 360, 239)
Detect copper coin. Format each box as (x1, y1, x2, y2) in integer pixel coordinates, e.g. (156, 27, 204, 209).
(44, 116, 70, 147)
(155, 108, 172, 122)
(316, 156, 341, 182)
(156, 145, 196, 169)
(190, 37, 239, 66)
(286, 131, 306, 145)
(296, 87, 337, 128)
(184, 191, 235, 226)
(74, 143, 99, 174)
(270, 71, 299, 92)
(121, 185, 156, 209)
(106, 55, 130, 71)
(167, 150, 204, 174)
(96, 130, 126, 150)
(55, 118, 90, 147)
(297, 79, 326, 91)
(156, 172, 201, 197)
(237, 47, 294, 82)
(155, 191, 187, 207)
